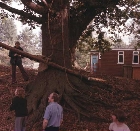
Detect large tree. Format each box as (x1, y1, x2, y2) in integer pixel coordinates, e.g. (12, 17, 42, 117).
(0, 18, 17, 45)
(0, 0, 139, 130)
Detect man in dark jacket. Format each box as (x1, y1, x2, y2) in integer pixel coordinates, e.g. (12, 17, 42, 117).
(9, 41, 29, 83)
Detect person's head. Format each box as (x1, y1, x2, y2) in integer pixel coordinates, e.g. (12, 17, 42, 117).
(15, 41, 20, 48)
(15, 87, 25, 98)
(48, 92, 59, 103)
(111, 109, 126, 123)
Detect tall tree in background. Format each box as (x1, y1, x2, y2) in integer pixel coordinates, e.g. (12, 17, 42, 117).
(0, 18, 17, 65)
(0, 18, 17, 45)
(0, 18, 41, 65)
(0, 0, 139, 130)
(18, 27, 41, 54)
(17, 27, 42, 67)
(78, 0, 140, 50)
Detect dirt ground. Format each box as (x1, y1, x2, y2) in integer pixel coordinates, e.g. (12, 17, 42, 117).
(0, 65, 140, 131)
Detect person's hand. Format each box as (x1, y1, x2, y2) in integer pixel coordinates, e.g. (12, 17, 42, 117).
(14, 54, 17, 56)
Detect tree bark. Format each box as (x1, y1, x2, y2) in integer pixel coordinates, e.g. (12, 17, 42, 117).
(41, 5, 71, 68)
(0, 2, 42, 23)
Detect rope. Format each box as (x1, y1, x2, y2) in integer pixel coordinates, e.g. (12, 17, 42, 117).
(43, 0, 54, 58)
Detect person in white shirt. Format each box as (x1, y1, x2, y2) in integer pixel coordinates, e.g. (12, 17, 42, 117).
(109, 109, 130, 131)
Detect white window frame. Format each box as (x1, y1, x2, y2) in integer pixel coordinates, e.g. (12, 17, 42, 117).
(132, 51, 139, 64)
(99, 52, 101, 59)
(118, 51, 124, 64)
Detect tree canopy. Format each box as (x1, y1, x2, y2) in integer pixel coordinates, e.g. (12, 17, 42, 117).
(77, 0, 140, 54)
(0, 0, 120, 39)
(1, 0, 139, 55)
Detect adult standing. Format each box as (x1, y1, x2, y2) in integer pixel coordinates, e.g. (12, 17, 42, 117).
(10, 87, 28, 131)
(9, 41, 29, 84)
(42, 92, 63, 131)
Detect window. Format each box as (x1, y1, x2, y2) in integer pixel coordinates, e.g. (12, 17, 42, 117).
(118, 51, 124, 64)
(132, 51, 139, 64)
(99, 52, 101, 59)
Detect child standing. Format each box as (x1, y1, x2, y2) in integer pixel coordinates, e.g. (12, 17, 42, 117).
(109, 109, 130, 131)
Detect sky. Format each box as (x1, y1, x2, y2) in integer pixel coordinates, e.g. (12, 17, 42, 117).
(92, 23, 133, 45)
(11, 2, 41, 35)
(14, 20, 41, 35)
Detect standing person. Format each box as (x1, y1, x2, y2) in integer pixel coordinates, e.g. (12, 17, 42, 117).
(42, 92, 63, 131)
(9, 41, 29, 84)
(10, 87, 28, 131)
(109, 109, 130, 131)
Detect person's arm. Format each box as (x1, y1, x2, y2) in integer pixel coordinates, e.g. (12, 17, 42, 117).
(126, 125, 131, 131)
(42, 119, 48, 130)
(9, 50, 15, 57)
(19, 47, 24, 58)
(109, 123, 114, 131)
(60, 108, 63, 125)
(25, 99, 28, 116)
(60, 119, 63, 125)
(10, 97, 17, 111)
(43, 106, 50, 130)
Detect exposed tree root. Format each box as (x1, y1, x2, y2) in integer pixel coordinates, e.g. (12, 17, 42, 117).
(25, 68, 121, 130)
(5, 64, 136, 131)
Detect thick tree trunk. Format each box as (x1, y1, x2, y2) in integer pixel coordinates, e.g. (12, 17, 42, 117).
(42, 6, 71, 68)
(23, 2, 113, 130)
(24, 4, 104, 128)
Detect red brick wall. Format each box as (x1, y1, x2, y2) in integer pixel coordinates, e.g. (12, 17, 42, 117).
(97, 50, 140, 77)
(133, 67, 140, 80)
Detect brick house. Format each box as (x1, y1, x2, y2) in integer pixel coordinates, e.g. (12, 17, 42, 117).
(90, 49, 140, 80)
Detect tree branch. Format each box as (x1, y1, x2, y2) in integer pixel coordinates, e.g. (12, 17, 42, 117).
(69, 0, 120, 50)
(21, 0, 48, 14)
(0, 2, 43, 24)
(0, 42, 91, 80)
(41, 0, 49, 8)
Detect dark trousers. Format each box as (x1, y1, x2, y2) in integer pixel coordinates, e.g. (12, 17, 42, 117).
(45, 126, 59, 131)
(15, 117, 26, 131)
(12, 64, 29, 82)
